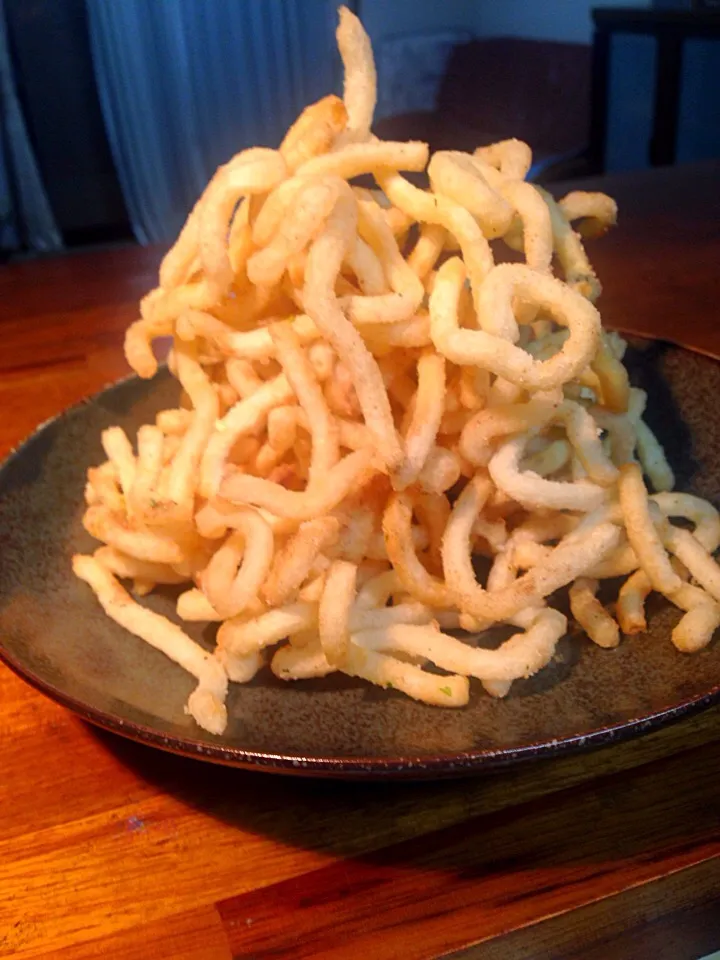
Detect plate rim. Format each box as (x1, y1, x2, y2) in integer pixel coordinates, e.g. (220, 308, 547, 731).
(1, 638, 719, 778)
(2, 339, 720, 779)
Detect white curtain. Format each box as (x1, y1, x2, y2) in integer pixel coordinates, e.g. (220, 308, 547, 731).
(86, 0, 338, 244)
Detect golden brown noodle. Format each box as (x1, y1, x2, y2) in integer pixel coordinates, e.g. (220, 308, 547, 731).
(72, 6, 720, 734)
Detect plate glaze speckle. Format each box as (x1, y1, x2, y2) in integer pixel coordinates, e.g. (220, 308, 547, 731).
(1, 340, 719, 779)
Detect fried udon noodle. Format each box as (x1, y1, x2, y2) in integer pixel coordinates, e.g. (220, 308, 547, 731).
(73, 8, 720, 734)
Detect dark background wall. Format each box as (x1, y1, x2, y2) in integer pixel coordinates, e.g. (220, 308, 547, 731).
(4, 0, 129, 244)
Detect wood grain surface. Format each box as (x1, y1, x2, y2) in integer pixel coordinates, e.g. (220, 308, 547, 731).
(1, 162, 719, 959)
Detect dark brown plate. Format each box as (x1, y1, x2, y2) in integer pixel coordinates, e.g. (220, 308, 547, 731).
(1, 339, 719, 779)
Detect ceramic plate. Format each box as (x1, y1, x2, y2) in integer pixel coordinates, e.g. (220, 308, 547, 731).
(1, 339, 719, 779)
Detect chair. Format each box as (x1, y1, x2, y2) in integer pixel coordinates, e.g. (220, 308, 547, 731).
(375, 37, 592, 181)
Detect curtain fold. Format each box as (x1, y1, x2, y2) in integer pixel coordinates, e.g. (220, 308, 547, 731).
(86, 0, 337, 245)
(0, 0, 62, 253)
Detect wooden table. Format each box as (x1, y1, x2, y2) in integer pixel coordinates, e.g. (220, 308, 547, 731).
(1, 161, 719, 960)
